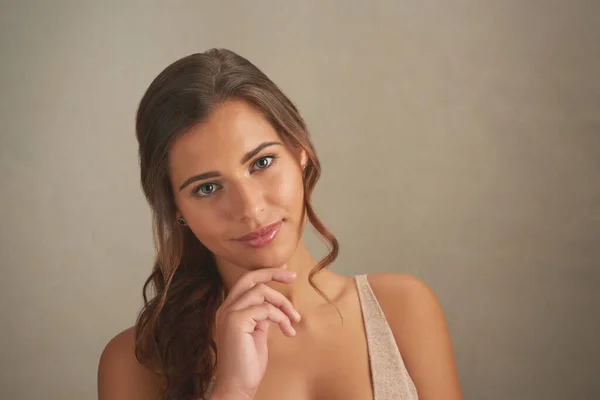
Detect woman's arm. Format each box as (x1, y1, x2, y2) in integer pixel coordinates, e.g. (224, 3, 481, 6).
(98, 327, 162, 400)
(369, 273, 463, 400)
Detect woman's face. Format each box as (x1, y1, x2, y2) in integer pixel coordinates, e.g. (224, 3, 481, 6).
(169, 99, 307, 269)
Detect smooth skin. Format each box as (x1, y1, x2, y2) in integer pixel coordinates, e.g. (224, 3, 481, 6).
(98, 99, 463, 399)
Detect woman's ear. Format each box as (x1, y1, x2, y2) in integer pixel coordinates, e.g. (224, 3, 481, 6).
(299, 148, 308, 170)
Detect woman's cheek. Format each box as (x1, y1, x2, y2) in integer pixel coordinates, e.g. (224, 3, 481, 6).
(188, 208, 223, 245)
(270, 168, 303, 209)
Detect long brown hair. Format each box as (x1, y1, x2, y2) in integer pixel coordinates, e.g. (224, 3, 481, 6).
(134, 48, 339, 400)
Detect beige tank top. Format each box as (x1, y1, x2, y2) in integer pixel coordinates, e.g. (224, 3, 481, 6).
(355, 274, 419, 400)
(205, 276, 418, 399)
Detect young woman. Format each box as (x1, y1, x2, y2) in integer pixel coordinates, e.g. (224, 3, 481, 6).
(98, 48, 463, 400)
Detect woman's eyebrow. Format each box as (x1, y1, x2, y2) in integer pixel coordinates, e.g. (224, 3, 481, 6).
(178, 141, 282, 192)
(240, 141, 282, 164)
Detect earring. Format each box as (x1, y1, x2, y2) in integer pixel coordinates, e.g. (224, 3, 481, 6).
(177, 217, 186, 226)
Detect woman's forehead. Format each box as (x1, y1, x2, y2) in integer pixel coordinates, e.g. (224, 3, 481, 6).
(168, 100, 286, 180)
(177, 100, 279, 155)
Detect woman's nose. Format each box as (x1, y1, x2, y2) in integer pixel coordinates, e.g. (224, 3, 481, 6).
(228, 180, 265, 222)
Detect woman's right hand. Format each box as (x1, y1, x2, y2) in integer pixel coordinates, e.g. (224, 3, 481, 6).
(210, 265, 301, 400)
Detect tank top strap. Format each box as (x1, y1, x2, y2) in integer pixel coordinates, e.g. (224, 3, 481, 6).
(355, 274, 419, 399)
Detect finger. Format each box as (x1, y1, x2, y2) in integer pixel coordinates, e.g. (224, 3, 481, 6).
(229, 283, 301, 322)
(255, 320, 270, 334)
(222, 266, 296, 308)
(232, 303, 296, 337)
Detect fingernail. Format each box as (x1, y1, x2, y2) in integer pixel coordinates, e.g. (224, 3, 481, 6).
(294, 310, 301, 321)
(290, 327, 297, 336)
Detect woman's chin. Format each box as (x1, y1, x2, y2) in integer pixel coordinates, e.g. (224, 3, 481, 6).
(239, 245, 296, 270)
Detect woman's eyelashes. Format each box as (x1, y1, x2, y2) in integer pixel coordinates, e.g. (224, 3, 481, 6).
(192, 182, 222, 197)
(251, 154, 278, 171)
(191, 154, 279, 198)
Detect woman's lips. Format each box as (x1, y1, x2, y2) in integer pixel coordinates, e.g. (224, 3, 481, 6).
(234, 220, 283, 248)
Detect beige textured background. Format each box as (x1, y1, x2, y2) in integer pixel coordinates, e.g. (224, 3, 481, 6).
(1, 1, 599, 399)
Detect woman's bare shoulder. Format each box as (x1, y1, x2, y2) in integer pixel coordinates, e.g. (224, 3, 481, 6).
(365, 272, 445, 309)
(366, 273, 463, 399)
(365, 273, 445, 333)
(98, 327, 163, 400)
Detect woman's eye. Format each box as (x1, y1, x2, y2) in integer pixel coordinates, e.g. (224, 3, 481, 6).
(193, 182, 219, 197)
(253, 155, 276, 170)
